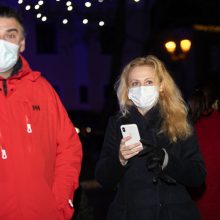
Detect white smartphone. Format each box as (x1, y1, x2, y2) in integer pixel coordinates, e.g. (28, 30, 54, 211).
(120, 124, 140, 146)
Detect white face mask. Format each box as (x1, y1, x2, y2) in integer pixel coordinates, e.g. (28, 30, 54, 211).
(0, 39, 19, 73)
(128, 86, 159, 111)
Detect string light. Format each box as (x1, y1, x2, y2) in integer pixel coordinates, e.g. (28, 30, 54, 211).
(82, 19, 89, 24)
(99, 21, 105, 26)
(63, 19, 68, 24)
(34, 5, 40, 10)
(67, 6, 73, 11)
(85, 2, 92, 8)
(66, 1, 72, 7)
(41, 16, 47, 22)
(36, 13, 42, 18)
(38, 1, 44, 6)
(25, 5, 31, 10)
(18, 0, 111, 26)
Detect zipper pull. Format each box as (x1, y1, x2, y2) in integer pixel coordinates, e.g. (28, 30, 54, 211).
(1, 148, 7, 160)
(26, 123, 32, 133)
(68, 199, 74, 208)
(25, 115, 32, 133)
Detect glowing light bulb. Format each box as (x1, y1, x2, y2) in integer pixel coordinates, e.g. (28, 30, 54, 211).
(38, 0, 44, 5)
(36, 13, 42, 18)
(66, 1, 72, 6)
(165, 41, 176, 53)
(35, 4, 40, 10)
(25, 5, 31, 10)
(99, 21, 105, 26)
(42, 16, 47, 22)
(82, 19, 88, 24)
(63, 19, 68, 24)
(85, 2, 92, 7)
(67, 6, 73, 11)
(180, 39, 191, 53)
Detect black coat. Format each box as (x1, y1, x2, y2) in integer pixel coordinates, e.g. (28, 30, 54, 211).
(95, 106, 206, 220)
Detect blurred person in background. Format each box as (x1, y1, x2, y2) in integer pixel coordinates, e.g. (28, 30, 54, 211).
(0, 6, 82, 220)
(95, 55, 206, 220)
(189, 81, 220, 220)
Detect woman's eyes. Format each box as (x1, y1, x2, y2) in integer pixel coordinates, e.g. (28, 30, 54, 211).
(131, 82, 140, 87)
(130, 80, 153, 87)
(145, 80, 153, 85)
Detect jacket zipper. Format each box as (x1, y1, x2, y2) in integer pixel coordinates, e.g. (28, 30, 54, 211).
(0, 131, 7, 160)
(25, 115, 32, 133)
(24, 101, 33, 134)
(0, 146, 7, 159)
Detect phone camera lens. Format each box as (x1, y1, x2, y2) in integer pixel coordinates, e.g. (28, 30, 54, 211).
(122, 127, 125, 132)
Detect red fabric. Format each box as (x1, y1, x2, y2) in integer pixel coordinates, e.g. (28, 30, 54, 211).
(194, 110, 220, 220)
(0, 56, 82, 220)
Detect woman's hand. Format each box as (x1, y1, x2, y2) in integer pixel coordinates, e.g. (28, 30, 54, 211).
(119, 136, 143, 166)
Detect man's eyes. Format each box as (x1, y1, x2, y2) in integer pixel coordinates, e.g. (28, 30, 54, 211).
(6, 34, 16, 39)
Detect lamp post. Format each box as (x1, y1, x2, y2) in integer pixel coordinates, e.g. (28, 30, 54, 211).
(165, 39, 191, 61)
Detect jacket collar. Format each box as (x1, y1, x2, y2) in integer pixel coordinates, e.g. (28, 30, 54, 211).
(128, 105, 162, 128)
(11, 57, 22, 77)
(8, 55, 41, 82)
(118, 105, 162, 140)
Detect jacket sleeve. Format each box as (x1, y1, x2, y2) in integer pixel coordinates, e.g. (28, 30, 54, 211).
(163, 131, 206, 187)
(51, 90, 82, 220)
(95, 117, 127, 189)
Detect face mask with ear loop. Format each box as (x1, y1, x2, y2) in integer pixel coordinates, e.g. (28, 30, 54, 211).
(0, 39, 19, 73)
(128, 85, 159, 112)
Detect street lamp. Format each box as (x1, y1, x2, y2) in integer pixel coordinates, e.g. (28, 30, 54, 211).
(165, 38, 191, 61)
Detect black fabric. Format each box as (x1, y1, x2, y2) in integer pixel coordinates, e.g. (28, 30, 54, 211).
(139, 138, 165, 167)
(95, 105, 206, 220)
(139, 139, 175, 184)
(1, 58, 22, 96)
(11, 57, 22, 76)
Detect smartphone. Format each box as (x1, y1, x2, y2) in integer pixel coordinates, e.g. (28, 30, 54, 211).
(120, 124, 140, 146)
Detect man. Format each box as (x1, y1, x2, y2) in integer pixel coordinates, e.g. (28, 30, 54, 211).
(0, 6, 82, 220)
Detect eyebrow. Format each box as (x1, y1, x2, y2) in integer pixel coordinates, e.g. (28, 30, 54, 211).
(6, 28, 19, 33)
(130, 77, 153, 81)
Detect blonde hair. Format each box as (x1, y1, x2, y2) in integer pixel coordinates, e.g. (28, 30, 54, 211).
(115, 55, 192, 142)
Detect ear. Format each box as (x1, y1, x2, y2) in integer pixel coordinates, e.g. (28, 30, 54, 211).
(19, 38, 25, 53)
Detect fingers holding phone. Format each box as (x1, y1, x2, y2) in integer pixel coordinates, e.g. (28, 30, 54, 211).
(119, 124, 143, 165)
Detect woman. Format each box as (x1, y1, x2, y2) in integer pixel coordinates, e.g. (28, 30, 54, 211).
(189, 82, 220, 220)
(95, 55, 206, 220)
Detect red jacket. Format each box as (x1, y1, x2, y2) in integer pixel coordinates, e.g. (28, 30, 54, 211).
(194, 110, 220, 220)
(0, 56, 82, 220)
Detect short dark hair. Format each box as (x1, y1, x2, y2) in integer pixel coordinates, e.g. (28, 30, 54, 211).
(0, 5, 25, 34)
